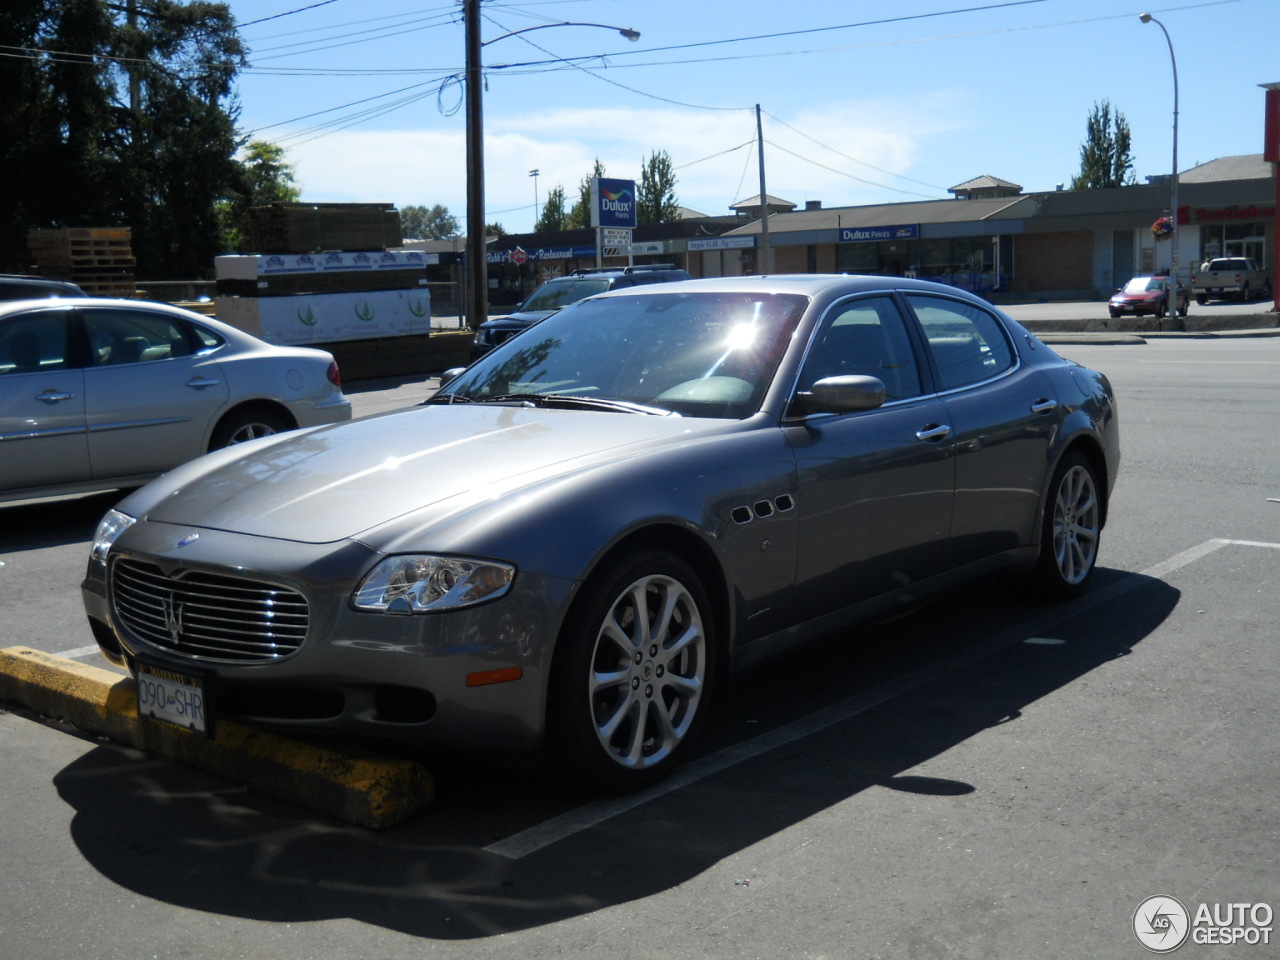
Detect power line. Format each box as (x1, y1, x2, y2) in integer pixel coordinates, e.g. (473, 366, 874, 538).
(237, 1, 343, 29)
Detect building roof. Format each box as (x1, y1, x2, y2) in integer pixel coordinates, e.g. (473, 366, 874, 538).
(730, 194, 797, 212)
(949, 174, 1022, 194)
(1179, 154, 1271, 183)
(724, 195, 1032, 236)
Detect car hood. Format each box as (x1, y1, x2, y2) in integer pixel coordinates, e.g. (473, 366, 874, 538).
(143, 405, 721, 544)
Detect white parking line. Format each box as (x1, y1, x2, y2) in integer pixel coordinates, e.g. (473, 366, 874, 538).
(483, 538, 1279, 860)
(53, 644, 106, 661)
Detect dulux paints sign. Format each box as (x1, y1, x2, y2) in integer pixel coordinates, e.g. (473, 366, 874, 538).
(591, 177, 637, 229)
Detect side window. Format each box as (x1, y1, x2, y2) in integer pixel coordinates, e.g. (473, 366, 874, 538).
(797, 296, 922, 402)
(0, 311, 71, 375)
(906, 295, 1015, 391)
(82, 308, 194, 366)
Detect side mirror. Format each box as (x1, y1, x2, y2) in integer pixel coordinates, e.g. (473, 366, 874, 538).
(797, 375, 886, 414)
(440, 366, 467, 387)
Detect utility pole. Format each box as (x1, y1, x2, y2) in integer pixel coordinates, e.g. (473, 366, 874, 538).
(756, 104, 773, 274)
(464, 0, 487, 329)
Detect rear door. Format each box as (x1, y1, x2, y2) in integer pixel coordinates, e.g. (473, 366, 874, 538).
(906, 293, 1057, 563)
(0, 307, 89, 493)
(80, 306, 230, 480)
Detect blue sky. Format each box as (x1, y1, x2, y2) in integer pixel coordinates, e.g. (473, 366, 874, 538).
(225, 0, 1279, 234)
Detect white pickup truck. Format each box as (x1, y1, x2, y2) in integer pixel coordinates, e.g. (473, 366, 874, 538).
(1191, 257, 1271, 304)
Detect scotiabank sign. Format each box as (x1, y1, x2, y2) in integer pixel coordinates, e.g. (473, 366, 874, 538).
(1185, 204, 1277, 224)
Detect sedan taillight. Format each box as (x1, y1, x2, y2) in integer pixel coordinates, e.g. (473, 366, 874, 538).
(327, 360, 342, 388)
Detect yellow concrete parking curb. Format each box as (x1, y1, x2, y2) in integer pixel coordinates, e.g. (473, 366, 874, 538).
(0, 646, 433, 829)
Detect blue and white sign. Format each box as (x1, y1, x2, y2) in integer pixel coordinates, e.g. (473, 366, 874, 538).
(591, 177, 637, 229)
(839, 224, 919, 243)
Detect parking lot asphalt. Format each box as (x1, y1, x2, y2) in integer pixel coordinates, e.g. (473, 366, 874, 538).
(1, 314, 1277, 958)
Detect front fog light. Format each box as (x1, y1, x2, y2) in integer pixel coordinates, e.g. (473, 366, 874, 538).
(353, 555, 515, 614)
(90, 509, 136, 564)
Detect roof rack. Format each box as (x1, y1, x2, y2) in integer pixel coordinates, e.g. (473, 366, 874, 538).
(569, 264, 678, 276)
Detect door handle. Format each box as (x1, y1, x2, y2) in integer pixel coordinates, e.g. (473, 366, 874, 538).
(185, 377, 220, 389)
(36, 390, 75, 404)
(916, 423, 952, 442)
(1031, 398, 1058, 414)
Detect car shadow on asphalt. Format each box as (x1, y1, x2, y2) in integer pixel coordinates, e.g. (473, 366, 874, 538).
(49, 568, 1179, 939)
(0, 490, 125, 552)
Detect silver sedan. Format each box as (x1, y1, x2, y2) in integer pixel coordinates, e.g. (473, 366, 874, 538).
(1, 297, 351, 503)
(83, 275, 1119, 792)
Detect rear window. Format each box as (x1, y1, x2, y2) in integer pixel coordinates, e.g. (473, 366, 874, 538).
(521, 279, 611, 312)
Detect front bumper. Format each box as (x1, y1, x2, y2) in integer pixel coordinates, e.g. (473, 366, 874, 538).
(81, 521, 578, 754)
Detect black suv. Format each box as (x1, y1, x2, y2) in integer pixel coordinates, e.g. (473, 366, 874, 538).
(0, 275, 87, 300)
(471, 264, 691, 358)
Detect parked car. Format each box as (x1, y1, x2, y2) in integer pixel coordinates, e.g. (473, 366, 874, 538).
(471, 263, 691, 358)
(83, 275, 1119, 792)
(1, 298, 352, 503)
(0, 275, 87, 300)
(1191, 257, 1271, 304)
(1108, 274, 1188, 318)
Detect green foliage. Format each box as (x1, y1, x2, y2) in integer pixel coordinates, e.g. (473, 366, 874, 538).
(1070, 100, 1135, 190)
(535, 186, 568, 233)
(485, 222, 508, 238)
(399, 203, 460, 240)
(218, 140, 301, 252)
(0, 0, 246, 278)
(637, 150, 680, 225)
(568, 159, 606, 229)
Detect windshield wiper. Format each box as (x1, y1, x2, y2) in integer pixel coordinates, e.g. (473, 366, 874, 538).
(472, 393, 678, 416)
(419, 393, 473, 405)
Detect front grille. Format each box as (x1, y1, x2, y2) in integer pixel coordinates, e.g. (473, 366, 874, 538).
(111, 558, 309, 663)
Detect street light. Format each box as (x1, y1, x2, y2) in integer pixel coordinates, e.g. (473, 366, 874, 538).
(463, 3, 639, 329)
(529, 168, 540, 230)
(1140, 12, 1180, 297)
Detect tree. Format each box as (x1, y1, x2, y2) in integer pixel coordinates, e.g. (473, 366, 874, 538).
(0, 1, 246, 277)
(1070, 100, 1134, 190)
(485, 221, 508, 238)
(568, 159, 606, 229)
(399, 203, 460, 240)
(218, 140, 300, 251)
(535, 186, 568, 233)
(637, 150, 680, 225)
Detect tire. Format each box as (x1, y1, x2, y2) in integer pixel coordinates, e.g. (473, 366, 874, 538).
(1031, 452, 1102, 599)
(1108, 309, 1121, 319)
(547, 549, 715, 792)
(210, 408, 289, 450)
(1195, 293, 1207, 305)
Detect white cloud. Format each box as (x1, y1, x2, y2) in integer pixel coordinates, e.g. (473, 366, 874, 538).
(283, 95, 964, 232)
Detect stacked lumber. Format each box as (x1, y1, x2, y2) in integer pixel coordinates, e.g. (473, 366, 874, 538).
(243, 203, 402, 254)
(26, 227, 136, 297)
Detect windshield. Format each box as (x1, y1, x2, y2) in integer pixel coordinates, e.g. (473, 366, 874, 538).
(520, 279, 612, 313)
(1123, 277, 1166, 294)
(441, 290, 809, 419)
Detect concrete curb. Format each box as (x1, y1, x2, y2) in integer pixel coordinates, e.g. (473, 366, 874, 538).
(0, 646, 433, 829)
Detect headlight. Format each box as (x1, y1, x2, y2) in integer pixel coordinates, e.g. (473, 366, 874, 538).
(90, 509, 136, 564)
(353, 555, 515, 614)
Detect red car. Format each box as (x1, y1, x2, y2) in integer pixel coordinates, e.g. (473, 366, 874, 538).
(1109, 275, 1189, 318)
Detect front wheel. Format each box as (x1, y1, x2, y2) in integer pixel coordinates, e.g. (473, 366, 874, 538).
(547, 550, 715, 792)
(1030, 452, 1102, 599)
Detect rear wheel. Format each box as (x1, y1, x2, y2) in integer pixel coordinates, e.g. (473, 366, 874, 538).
(1031, 452, 1101, 599)
(210, 408, 289, 449)
(547, 550, 715, 792)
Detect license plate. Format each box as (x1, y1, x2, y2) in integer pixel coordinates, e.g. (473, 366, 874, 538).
(135, 663, 210, 735)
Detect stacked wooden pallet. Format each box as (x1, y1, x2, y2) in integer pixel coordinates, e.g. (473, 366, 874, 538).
(26, 227, 136, 297)
(243, 203, 402, 254)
